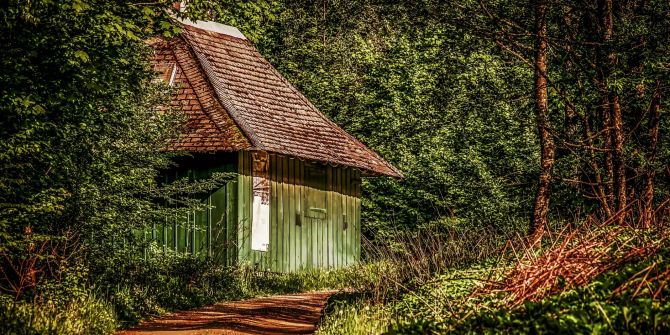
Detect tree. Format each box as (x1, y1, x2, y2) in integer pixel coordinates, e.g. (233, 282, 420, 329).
(530, 0, 554, 240)
(0, 0, 228, 297)
(255, 0, 538, 236)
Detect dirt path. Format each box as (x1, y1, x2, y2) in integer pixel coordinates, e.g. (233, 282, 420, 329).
(117, 291, 335, 335)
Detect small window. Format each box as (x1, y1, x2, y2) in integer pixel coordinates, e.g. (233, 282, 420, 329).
(168, 64, 178, 86)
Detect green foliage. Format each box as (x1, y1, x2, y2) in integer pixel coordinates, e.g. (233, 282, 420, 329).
(0, 0, 238, 301)
(441, 251, 670, 334)
(182, 0, 281, 45)
(383, 238, 670, 334)
(95, 246, 244, 326)
(0, 293, 116, 335)
(240, 0, 539, 234)
(0, 0, 180, 294)
(319, 226, 670, 335)
(317, 298, 390, 335)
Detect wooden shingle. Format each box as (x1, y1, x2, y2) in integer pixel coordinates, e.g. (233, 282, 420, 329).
(152, 21, 402, 177)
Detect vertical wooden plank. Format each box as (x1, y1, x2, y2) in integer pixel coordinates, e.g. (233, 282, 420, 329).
(338, 168, 345, 266)
(187, 170, 194, 255)
(223, 182, 235, 265)
(282, 156, 290, 272)
(207, 195, 212, 257)
(299, 160, 307, 270)
(345, 168, 352, 266)
(339, 168, 345, 267)
(247, 152, 256, 268)
(355, 170, 361, 263)
(237, 152, 248, 266)
(227, 179, 237, 267)
(190, 211, 195, 255)
(249, 152, 255, 267)
(194, 204, 204, 257)
(275, 155, 282, 272)
(332, 167, 338, 269)
(163, 217, 168, 253)
(312, 168, 319, 269)
(210, 184, 224, 264)
(336, 167, 343, 268)
(351, 169, 357, 266)
(173, 170, 179, 252)
(288, 157, 297, 272)
(236, 152, 244, 265)
(295, 159, 303, 271)
(293, 158, 300, 271)
(326, 165, 333, 268)
(275, 155, 284, 272)
(162, 175, 168, 253)
(173, 214, 178, 251)
(341, 168, 347, 266)
(181, 212, 187, 253)
(269, 155, 277, 271)
(224, 182, 230, 266)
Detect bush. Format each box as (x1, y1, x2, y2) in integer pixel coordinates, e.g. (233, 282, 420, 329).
(95, 247, 246, 326)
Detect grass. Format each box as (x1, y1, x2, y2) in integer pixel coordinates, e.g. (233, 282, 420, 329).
(5, 214, 667, 334)
(0, 252, 392, 335)
(0, 294, 116, 335)
(317, 218, 670, 334)
(317, 298, 390, 335)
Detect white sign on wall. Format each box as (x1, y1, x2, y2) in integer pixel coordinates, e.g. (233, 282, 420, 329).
(251, 152, 270, 252)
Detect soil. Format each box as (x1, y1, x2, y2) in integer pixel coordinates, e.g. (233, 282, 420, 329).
(116, 291, 335, 335)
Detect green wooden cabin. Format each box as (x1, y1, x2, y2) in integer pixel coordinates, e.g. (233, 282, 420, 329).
(150, 18, 401, 272)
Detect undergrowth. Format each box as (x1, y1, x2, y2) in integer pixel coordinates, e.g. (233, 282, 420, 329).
(0, 294, 116, 335)
(0, 245, 384, 334)
(319, 218, 670, 334)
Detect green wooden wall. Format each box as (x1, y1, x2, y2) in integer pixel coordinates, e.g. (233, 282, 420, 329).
(150, 151, 362, 272)
(150, 154, 238, 266)
(237, 151, 362, 272)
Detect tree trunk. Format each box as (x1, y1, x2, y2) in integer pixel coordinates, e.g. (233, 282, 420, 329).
(610, 94, 626, 222)
(530, 0, 554, 241)
(642, 88, 661, 227)
(583, 115, 613, 217)
(601, 100, 615, 205)
(599, 0, 626, 224)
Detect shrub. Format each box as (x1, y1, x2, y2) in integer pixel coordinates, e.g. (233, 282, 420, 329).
(96, 247, 246, 326)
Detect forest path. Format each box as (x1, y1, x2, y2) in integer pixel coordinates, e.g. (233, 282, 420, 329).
(117, 291, 335, 335)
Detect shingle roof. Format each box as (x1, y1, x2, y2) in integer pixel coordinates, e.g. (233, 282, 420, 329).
(151, 37, 251, 152)
(152, 20, 402, 178)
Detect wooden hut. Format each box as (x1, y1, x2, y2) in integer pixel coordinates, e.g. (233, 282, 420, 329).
(150, 19, 401, 272)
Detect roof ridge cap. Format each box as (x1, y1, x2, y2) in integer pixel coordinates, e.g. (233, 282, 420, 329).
(178, 18, 247, 40)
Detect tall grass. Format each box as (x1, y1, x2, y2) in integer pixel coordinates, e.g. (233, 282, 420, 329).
(358, 224, 514, 302)
(319, 208, 670, 334)
(0, 294, 116, 335)
(317, 298, 390, 335)
(316, 223, 514, 334)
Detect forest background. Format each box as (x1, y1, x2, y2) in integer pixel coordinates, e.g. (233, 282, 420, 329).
(0, 0, 668, 333)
